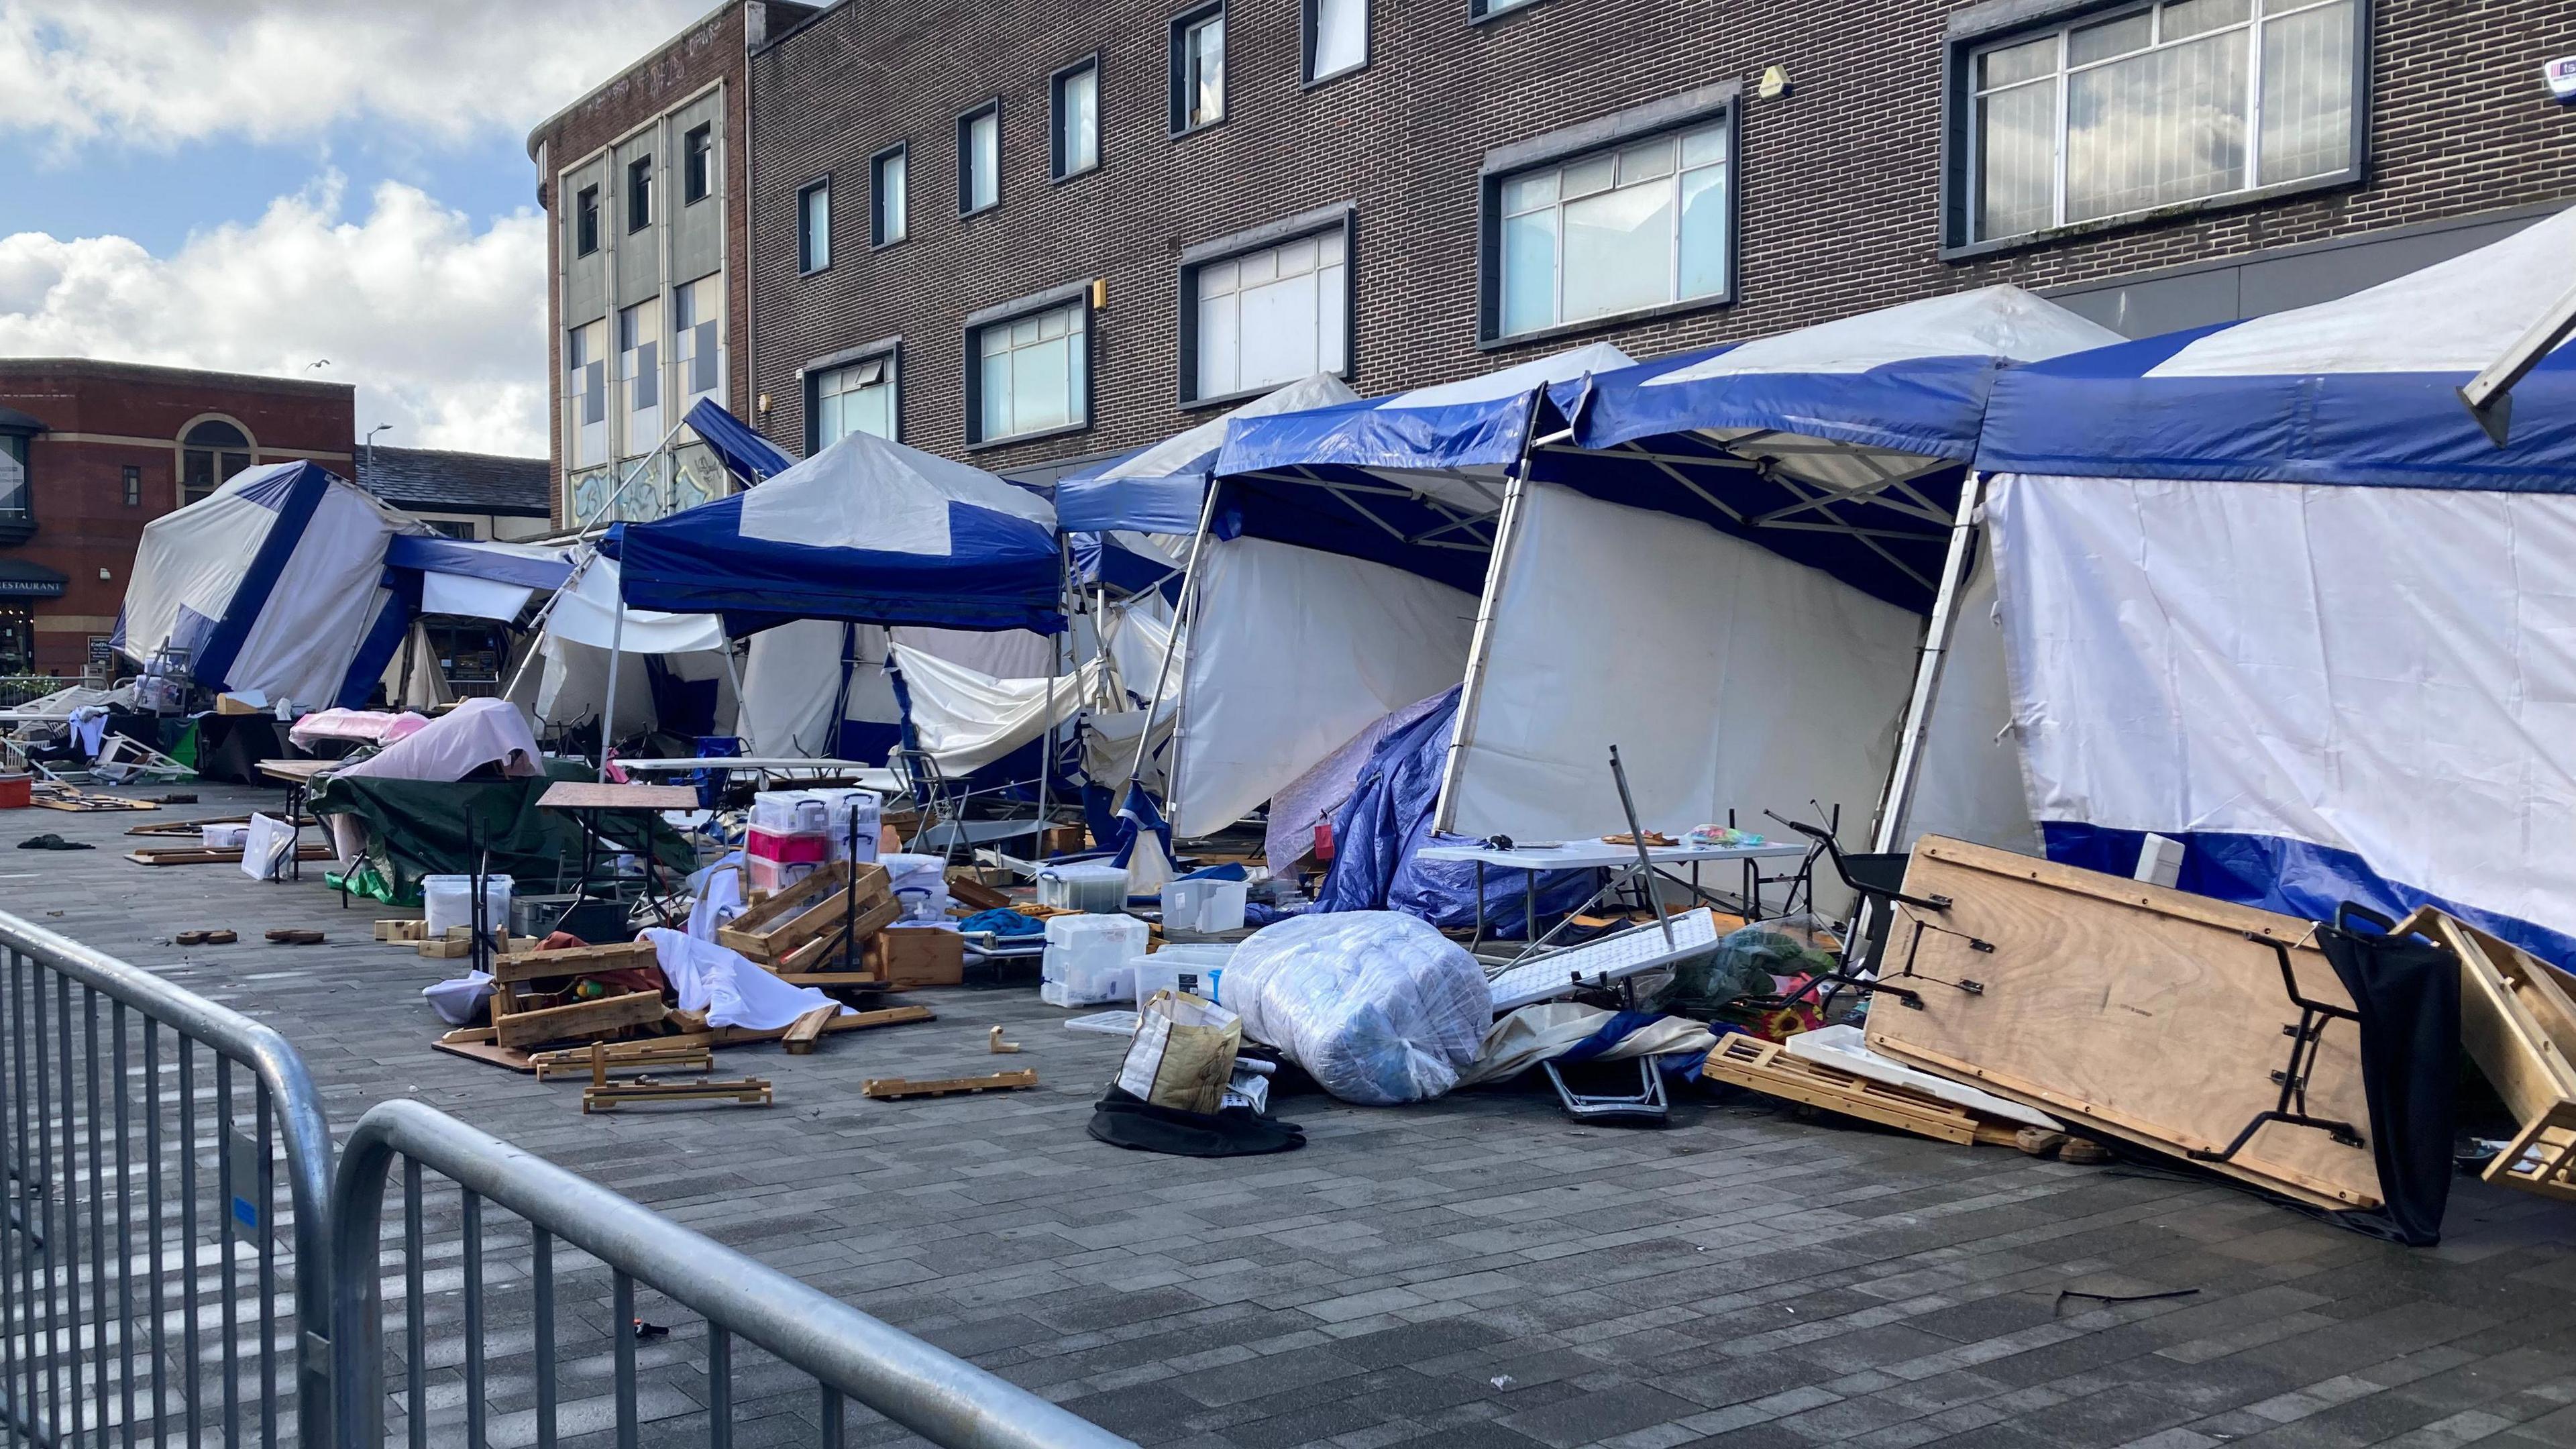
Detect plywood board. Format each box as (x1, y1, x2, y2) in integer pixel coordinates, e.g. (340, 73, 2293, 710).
(1866, 836, 2381, 1212)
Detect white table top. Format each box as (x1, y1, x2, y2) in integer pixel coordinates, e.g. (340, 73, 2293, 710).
(1416, 838, 1809, 871)
(614, 757, 904, 792)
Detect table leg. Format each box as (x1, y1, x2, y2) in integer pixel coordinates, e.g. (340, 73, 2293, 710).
(286, 782, 305, 882)
(1524, 866, 1539, 947)
(1470, 861, 1488, 954)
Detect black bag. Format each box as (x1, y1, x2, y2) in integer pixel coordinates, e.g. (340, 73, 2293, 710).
(1085, 1085, 1306, 1158)
(2316, 903, 2459, 1246)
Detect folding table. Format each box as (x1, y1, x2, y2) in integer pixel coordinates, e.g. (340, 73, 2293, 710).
(1415, 837, 1811, 955)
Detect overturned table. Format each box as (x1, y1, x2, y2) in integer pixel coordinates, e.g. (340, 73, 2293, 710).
(254, 757, 341, 881)
(537, 782, 703, 933)
(1417, 837, 1811, 953)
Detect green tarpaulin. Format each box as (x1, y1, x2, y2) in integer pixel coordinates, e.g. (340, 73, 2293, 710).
(309, 760, 694, 905)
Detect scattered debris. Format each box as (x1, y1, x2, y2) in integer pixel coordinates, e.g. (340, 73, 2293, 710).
(2015, 1128, 2070, 1158)
(781, 1005, 838, 1055)
(988, 1025, 1022, 1054)
(17, 835, 95, 851)
(176, 929, 237, 946)
(264, 928, 326, 946)
(863, 1069, 1038, 1101)
(125, 843, 331, 867)
(2053, 1286, 2198, 1315)
(1702, 1034, 2020, 1146)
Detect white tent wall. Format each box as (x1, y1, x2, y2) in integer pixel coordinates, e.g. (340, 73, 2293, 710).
(225, 479, 414, 708)
(1892, 546, 2041, 853)
(891, 645, 1103, 775)
(1440, 481, 1921, 857)
(1173, 535, 1477, 837)
(888, 625, 1055, 680)
(1987, 472, 2576, 950)
(117, 490, 277, 667)
(380, 621, 458, 712)
(740, 621, 890, 757)
(537, 635, 738, 739)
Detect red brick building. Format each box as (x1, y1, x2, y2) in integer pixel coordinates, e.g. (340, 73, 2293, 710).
(0, 360, 355, 676)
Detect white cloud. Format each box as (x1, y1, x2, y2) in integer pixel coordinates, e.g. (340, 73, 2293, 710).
(0, 176, 551, 456)
(0, 0, 712, 151)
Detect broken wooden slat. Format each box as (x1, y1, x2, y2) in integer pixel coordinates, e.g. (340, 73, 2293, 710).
(125, 844, 333, 867)
(492, 991, 667, 1051)
(1701, 1034, 1983, 1146)
(862, 1068, 1037, 1100)
(582, 1075, 773, 1113)
(490, 939, 660, 985)
(781, 1006, 838, 1055)
(2394, 907, 2576, 1203)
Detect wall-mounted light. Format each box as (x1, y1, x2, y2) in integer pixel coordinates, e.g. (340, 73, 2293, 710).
(756, 393, 773, 415)
(97, 568, 111, 581)
(1091, 278, 1109, 310)
(1758, 64, 1794, 101)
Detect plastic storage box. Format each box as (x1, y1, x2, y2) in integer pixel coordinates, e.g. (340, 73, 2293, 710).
(745, 855, 820, 895)
(1036, 861, 1129, 914)
(1042, 913, 1148, 1007)
(751, 788, 883, 863)
(1130, 943, 1236, 1007)
(423, 875, 513, 940)
(745, 826, 831, 863)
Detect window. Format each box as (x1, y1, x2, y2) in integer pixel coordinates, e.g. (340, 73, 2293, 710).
(798, 178, 831, 272)
(569, 320, 608, 468)
(1966, 0, 2361, 244)
(1053, 60, 1100, 179)
(814, 354, 898, 448)
(959, 103, 1000, 215)
(971, 299, 1088, 443)
(1495, 119, 1730, 337)
(1306, 0, 1366, 80)
(1171, 5, 1225, 133)
(425, 519, 480, 541)
(574, 185, 600, 256)
(626, 154, 653, 232)
(121, 465, 141, 507)
(871, 147, 907, 246)
(619, 299, 661, 454)
(180, 420, 252, 506)
(0, 435, 27, 522)
(683, 123, 714, 205)
(1472, 0, 1540, 17)
(674, 276, 723, 419)
(1189, 227, 1349, 402)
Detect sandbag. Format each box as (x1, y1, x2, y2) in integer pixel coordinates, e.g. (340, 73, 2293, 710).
(1222, 910, 1489, 1105)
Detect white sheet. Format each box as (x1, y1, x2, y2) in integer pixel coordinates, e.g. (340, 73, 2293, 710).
(737, 621, 901, 757)
(737, 427, 1053, 557)
(334, 697, 543, 782)
(1441, 481, 1920, 846)
(641, 927, 837, 1031)
(545, 555, 727, 655)
(1173, 537, 1476, 837)
(890, 625, 1057, 680)
(891, 645, 1101, 775)
(422, 570, 537, 622)
(1989, 472, 2576, 946)
(535, 635, 737, 736)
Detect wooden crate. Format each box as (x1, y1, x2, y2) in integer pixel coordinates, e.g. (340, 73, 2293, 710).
(490, 938, 660, 985)
(1701, 1034, 1984, 1145)
(492, 991, 667, 1051)
(2396, 908, 2576, 1203)
(1866, 837, 2379, 1212)
(716, 861, 892, 961)
(868, 926, 965, 988)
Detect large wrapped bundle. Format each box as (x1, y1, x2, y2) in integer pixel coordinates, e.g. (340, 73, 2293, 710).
(1223, 911, 1488, 1105)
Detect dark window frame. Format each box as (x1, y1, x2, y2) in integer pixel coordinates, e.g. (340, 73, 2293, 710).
(797, 175, 833, 274)
(682, 123, 714, 205)
(1051, 55, 1104, 182)
(0, 431, 31, 527)
(1468, 0, 1544, 23)
(870, 144, 909, 248)
(1301, 0, 1369, 85)
(803, 338, 906, 453)
(625, 154, 653, 233)
(1474, 82, 1742, 349)
(1175, 203, 1358, 409)
(957, 99, 1004, 217)
(122, 464, 141, 507)
(1935, 0, 2373, 259)
(1167, 0, 1228, 138)
(574, 184, 600, 256)
(961, 280, 1096, 450)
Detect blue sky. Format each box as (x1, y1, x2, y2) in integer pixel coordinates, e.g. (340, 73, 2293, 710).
(0, 0, 704, 455)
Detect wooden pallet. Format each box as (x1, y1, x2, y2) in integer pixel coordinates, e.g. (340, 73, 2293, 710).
(863, 1068, 1036, 1101)
(492, 990, 667, 1051)
(582, 1074, 773, 1113)
(491, 939, 660, 984)
(34, 785, 158, 812)
(716, 862, 890, 960)
(125, 844, 333, 867)
(2395, 908, 2576, 1203)
(1701, 1034, 1985, 1146)
(533, 1042, 714, 1080)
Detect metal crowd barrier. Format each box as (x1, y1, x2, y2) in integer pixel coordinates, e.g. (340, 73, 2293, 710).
(0, 908, 1132, 1448)
(0, 910, 337, 1444)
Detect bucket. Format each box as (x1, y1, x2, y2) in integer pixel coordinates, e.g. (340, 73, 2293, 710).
(0, 775, 29, 809)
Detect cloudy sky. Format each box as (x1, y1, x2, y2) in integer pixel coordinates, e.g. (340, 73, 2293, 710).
(0, 0, 710, 457)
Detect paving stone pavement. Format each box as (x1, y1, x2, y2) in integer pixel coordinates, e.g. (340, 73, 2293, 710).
(7, 783, 2576, 1448)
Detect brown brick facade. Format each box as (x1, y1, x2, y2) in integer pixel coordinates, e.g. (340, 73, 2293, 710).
(737, 0, 2576, 476)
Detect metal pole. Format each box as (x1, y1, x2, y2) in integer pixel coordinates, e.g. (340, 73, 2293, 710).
(1609, 745, 1676, 949)
(1127, 481, 1221, 788)
(498, 419, 692, 703)
(1868, 470, 1986, 856)
(1433, 425, 1557, 835)
(720, 636, 747, 739)
(597, 594, 628, 782)
(1035, 541, 1066, 857)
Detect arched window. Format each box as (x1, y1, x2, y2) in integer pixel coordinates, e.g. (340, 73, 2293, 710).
(180, 419, 253, 506)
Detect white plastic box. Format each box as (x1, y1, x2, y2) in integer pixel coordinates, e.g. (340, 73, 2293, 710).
(1163, 877, 1250, 932)
(1037, 861, 1129, 914)
(751, 788, 883, 863)
(1042, 913, 1148, 1007)
(1130, 943, 1236, 1008)
(422, 875, 513, 940)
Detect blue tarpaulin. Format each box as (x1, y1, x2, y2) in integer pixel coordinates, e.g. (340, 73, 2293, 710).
(682, 398, 795, 484)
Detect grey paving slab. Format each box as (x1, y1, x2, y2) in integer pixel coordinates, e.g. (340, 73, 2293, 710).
(6, 782, 2576, 1448)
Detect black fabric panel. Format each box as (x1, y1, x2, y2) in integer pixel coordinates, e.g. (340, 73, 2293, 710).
(2319, 904, 2461, 1247)
(1085, 1085, 1306, 1157)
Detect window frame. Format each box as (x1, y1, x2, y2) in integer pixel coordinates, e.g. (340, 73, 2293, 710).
(0, 432, 30, 525)
(1302, 0, 1369, 85)
(870, 144, 908, 248)
(1468, 0, 1544, 23)
(574, 184, 600, 257)
(625, 154, 653, 233)
(1937, 0, 2372, 258)
(1474, 83, 1741, 348)
(1051, 56, 1104, 182)
(961, 282, 1095, 449)
(957, 99, 1004, 217)
(682, 122, 714, 206)
(1168, 1, 1228, 138)
(122, 464, 141, 508)
(1175, 203, 1358, 409)
(797, 175, 833, 274)
(804, 339, 905, 453)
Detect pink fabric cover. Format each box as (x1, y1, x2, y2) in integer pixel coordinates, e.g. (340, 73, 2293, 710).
(332, 698, 543, 783)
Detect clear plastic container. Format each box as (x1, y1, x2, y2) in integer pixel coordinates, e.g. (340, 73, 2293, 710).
(422, 874, 513, 939)
(1037, 861, 1129, 913)
(1042, 913, 1148, 1007)
(745, 826, 831, 863)
(1197, 879, 1249, 932)
(745, 855, 819, 895)
(749, 790, 829, 833)
(1130, 943, 1236, 1007)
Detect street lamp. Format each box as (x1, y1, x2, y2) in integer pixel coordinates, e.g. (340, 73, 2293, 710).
(364, 423, 393, 471)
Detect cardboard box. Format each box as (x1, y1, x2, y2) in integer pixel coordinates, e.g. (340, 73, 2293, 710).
(215, 694, 265, 716)
(871, 926, 965, 988)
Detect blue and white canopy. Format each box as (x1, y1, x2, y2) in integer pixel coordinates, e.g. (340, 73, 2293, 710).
(383, 536, 574, 622)
(1540, 286, 2119, 612)
(1978, 205, 2576, 491)
(682, 398, 796, 485)
(605, 427, 1065, 635)
(1057, 373, 1360, 535)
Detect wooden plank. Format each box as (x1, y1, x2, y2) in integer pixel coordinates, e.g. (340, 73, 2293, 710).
(492, 991, 667, 1051)
(740, 880, 901, 963)
(715, 862, 867, 955)
(781, 1006, 838, 1055)
(536, 782, 701, 810)
(582, 1076, 773, 1113)
(2393, 908, 2576, 1203)
(124, 844, 333, 866)
(533, 1043, 714, 1079)
(1700, 1036, 1983, 1145)
(490, 939, 659, 985)
(431, 1038, 536, 1074)
(648, 1004, 935, 1052)
(946, 873, 1014, 912)
(1866, 837, 2379, 1213)
(863, 1068, 1036, 1100)
(771, 971, 890, 988)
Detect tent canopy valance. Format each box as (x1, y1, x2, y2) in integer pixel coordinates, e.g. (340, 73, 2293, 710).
(684, 398, 796, 486)
(603, 426, 1065, 635)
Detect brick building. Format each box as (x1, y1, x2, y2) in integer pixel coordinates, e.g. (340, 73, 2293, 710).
(0, 360, 354, 676)
(704, 0, 2576, 482)
(525, 0, 818, 529)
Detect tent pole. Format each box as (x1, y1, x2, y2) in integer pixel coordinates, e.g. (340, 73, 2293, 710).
(1432, 450, 1541, 836)
(396, 623, 419, 710)
(1036, 540, 1067, 858)
(1868, 470, 1986, 856)
(598, 594, 629, 782)
(719, 635, 746, 741)
(496, 417, 692, 704)
(1128, 480, 1221, 789)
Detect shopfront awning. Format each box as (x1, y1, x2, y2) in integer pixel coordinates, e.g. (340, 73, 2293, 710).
(0, 558, 68, 598)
